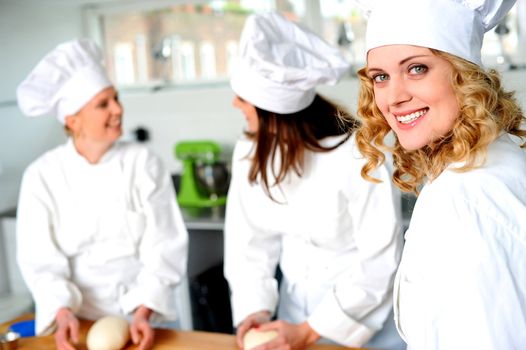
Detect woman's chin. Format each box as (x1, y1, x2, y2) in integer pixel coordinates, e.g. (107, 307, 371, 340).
(397, 137, 427, 152)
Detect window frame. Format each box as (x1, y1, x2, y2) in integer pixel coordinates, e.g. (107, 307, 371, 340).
(82, 0, 329, 91)
(82, 0, 526, 92)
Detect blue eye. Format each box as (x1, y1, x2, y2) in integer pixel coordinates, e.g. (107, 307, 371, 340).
(372, 74, 389, 83)
(409, 64, 427, 74)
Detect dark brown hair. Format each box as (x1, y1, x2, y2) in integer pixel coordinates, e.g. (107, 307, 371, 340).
(246, 94, 359, 199)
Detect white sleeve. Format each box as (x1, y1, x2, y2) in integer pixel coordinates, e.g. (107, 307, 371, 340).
(16, 165, 83, 335)
(308, 160, 404, 346)
(119, 150, 188, 321)
(223, 150, 281, 326)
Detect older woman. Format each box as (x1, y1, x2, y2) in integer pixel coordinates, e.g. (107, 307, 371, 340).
(16, 39, 188, 350)
(355, 0, 526, 348)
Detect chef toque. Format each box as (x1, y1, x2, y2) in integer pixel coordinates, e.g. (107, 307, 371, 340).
(364, 0, 517, 66)
(17, 39, 112, 124)
(230, 12, 350, 114)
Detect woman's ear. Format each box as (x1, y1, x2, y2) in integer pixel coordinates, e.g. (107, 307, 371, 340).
(64, 114, 77, 132)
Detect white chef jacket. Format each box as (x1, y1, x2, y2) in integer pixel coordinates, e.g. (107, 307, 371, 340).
(394, 133, 526, 350)
(224, 133, 404, 347)
(16, 139, 188, 335)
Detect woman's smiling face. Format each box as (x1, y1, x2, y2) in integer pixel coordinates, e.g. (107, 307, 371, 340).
(367, 45, 460, 151)
(66, 87, 123, 146)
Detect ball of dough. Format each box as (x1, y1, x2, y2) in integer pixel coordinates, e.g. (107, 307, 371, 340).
(86, 316, 130, 350)
(243, 329, 278, 350)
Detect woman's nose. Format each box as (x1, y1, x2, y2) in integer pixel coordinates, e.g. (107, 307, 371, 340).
(388, 78, 411, 106)
(232, 96, 240, 108)
(111, 99, 123, 115)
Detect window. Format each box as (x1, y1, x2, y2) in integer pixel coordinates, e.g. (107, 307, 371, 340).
(199, 41, 217, 79)
(84, 1, 278, 88)
(84, 0, 526, 89)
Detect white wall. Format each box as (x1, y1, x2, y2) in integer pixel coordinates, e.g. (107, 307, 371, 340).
(1, 0, 526, 214)
(120, 80, 360, 176)
(0, 0, 86, 212)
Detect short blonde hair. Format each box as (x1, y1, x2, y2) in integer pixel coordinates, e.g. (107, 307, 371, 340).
(355, 49, 526, 194)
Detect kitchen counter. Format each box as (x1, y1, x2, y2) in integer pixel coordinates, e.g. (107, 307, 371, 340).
(0, 314, 363, 350)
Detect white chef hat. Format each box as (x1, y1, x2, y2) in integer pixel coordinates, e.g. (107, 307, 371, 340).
(364, 0, 516, 66)
(17, 38, 112, 124)
(230, 12, 350, 114)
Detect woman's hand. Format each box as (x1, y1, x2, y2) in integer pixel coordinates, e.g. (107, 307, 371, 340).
(130, 305, 154, 350)
(250, 320, 321, 350)
(54, 307, 80, 350)
(236, 310, 272, 348)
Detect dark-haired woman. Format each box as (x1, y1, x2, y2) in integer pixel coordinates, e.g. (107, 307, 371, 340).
(223, 12, 404, 350)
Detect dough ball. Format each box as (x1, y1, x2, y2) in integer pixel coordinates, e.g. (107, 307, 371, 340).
(243, 329, 278, 350)
(86, 315, 130, 350)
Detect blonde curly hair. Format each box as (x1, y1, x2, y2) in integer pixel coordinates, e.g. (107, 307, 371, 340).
(355, 49, 526, 194)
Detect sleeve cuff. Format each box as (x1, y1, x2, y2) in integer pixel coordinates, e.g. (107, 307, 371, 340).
(230, 279, 279, 326)
(308, 292, 375, 347)
(120, 276, 177, 322)
(35, 281, 83, 335)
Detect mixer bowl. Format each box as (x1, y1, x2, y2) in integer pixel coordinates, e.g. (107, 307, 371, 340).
(194, 161, 230, 198)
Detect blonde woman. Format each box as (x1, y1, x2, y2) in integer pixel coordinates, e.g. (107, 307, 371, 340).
(355, 0, 526, 348)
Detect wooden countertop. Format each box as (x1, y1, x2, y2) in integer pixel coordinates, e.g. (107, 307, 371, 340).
(1, 314, 362, 349)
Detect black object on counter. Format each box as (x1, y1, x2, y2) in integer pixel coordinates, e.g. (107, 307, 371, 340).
(189, 263, 233, 334)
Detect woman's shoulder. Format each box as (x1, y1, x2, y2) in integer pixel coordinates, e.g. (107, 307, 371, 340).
(423, 138, 526, 233)
(486, 134, 526, 168)
(319, 133, 394, 177)
(231, 137, 255, 162)
(438, 134, 526, 191)
(24, 141, 70, 174)
(300, 134, 394, 192)
(316, 133, 356, 156)
(114, 142, 170, 183)
(114, 140, 149, 154)
(113, 141, 160, 163)
(318, 133, 390, 163)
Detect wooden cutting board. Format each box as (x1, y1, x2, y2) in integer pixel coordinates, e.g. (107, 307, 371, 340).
(1, 314, 362, 349)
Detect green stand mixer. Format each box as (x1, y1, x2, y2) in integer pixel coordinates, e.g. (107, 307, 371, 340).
(174, 140, 230, 211)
